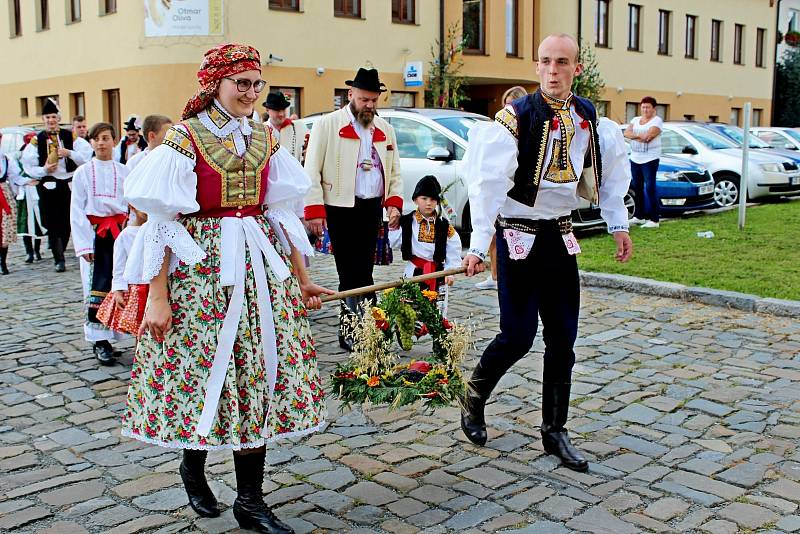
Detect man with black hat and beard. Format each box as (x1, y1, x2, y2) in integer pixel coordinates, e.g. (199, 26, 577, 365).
(115, 116, 148, 164)
(21, 98, 93, 272)
(304, 67, 403, 351)
(263, 91, 308, 164)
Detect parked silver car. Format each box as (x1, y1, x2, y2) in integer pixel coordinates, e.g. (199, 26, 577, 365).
(661, 122, 800, 207)
(751, 127, 800, 151)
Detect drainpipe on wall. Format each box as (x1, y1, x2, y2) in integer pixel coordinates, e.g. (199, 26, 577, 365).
(577, 0, 583, 44)
(439, 0, 445, 101)
(772, 0, 782, 125)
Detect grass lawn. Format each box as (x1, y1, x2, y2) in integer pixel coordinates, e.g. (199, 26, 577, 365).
(576, 199, 800, 300)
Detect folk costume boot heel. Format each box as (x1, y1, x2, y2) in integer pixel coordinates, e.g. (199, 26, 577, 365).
(540, 382, 588, 472)
(461, 362, 499, 446)
(233, 450, 294, 534)
(180, 449, 219, 518)
(0, 247, 9, 275)
(23, 237, 34, 263)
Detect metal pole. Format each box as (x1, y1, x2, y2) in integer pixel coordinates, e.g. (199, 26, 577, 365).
(739, 103, 752, 230)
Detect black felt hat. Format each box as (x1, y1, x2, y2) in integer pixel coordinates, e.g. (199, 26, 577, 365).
(41, 98, 60, 116)
(412, 175, 442, 201)
(345, 68, 387, 93)
(124, 117, 140, 132)
(262, 91, 291, 110)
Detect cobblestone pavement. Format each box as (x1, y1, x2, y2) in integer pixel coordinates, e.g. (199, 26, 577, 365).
(2, 245, 800, 534)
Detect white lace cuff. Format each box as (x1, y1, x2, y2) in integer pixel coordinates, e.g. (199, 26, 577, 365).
(124, 219, 206, 282)
(266, 205, 314, 257)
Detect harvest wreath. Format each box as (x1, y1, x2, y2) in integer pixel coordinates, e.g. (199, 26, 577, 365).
(330, 281, 471, 410)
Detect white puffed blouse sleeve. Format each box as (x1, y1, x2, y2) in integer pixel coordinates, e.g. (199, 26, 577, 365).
(122, 124, 206, 282)
(264, 145, 314, 256)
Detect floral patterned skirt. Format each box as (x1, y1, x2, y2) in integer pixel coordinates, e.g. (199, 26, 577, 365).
(0, 182, 18, 247)
(121, 215, 326, 450)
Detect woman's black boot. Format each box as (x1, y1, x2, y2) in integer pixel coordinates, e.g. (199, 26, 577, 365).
(179, 449, 220, 518)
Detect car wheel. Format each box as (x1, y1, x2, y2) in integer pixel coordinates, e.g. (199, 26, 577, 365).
(624, 190, 636, 218)
(458, 201, 472, 248)
(713, 174, 740, 207)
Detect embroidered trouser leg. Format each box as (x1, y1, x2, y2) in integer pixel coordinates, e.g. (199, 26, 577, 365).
(478, 224, 580, 388)
(325, 197, 383, 292)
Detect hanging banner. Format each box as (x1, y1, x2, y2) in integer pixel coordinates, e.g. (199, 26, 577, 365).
(144, 0, 224, 37)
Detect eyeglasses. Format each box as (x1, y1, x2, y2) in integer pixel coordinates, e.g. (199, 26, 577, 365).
(224, 77, 267, 93)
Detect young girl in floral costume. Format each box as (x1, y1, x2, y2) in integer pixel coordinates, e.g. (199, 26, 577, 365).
(122, 43, 332, 534)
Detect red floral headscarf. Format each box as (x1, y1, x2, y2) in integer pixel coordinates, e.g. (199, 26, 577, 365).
(181, 43, 262, 120)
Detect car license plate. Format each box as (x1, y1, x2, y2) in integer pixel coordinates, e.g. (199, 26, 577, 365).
(699, 184, 714, 195)
(791, 176, 800, 186)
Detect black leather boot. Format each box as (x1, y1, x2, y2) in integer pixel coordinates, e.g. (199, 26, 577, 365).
(461, 362, 503, 446)
(0, 247, 8, 275)
(23, 237, 34, 263)
(180, 449, 220, 518)
(53, 238, 66, 272)
(93, 340, 116, 366)
(541, 382, 588, 472)
(233, 450, 294, 534)
(34, 240, 42, 261)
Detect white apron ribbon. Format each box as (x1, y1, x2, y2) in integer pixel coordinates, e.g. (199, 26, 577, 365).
(196, 216, 291, 438)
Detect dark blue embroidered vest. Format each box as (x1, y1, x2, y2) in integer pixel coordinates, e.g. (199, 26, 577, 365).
(508, 91, 602, 207)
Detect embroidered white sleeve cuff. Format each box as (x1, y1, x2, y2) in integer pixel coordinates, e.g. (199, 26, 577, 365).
(124, 220, 206, 282)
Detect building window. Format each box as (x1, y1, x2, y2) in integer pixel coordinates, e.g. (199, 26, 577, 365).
(711, 19, 722, 62)
(36, 95, 59, 115)
(334, 88, 349, 110)
(505, 0, 519, 56)
(733, 24, 744, 65)
(103, 89, 120, 135)
(708, 115, 719, 123)
(392, 0, 414, 24)
(67, 0, 81, 23)
(9, 0, 22, 37)
(70, 92, 85, 117)
(756, 28, 766, 68)
(20, 98, 29, 118)
(730, 107, 742, 126)
(596, 101, 609, 117)
(685, 15, 697, 58)
(658, 10, 671, 55)
(752, 108, 763, 127)
(683, 114, 695, 121)
(628, 4, 641, 51)
(269, 0, 299, 10)
(334, 0, 361, 18)
(595, 0, 610, 47)
(100, 0, 116, 16)
(37, 0, 50, 31)
(463, 0, 485, 53)
(626, 102, 668, 122)
(390, 91, 415, 108)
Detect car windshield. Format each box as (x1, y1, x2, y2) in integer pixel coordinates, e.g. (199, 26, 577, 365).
(684, 126, 738, 149)
(433, 116, 487, 141)
(716, 126, 771, 148)
(784, 129, 800, 143)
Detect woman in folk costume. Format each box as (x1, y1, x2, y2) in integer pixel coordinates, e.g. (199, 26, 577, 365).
(13, 133, 45, 263)
(0, 144, 19, 275)
(122, 44, 332, 534)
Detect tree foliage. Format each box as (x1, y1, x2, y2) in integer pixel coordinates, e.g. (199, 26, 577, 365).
(775, 45, 800, 126)
(426, 22, 470, 108)
(572, 41, 606, 105)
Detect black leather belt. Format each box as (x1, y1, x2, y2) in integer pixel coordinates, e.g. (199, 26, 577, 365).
(496, 215, 573, 235)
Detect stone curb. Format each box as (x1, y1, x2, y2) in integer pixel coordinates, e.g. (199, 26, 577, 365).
(580, 271, 800, 318)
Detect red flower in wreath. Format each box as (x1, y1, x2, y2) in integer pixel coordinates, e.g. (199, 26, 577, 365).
(409, 361, 432, 374)
(415, 324, 428, 337)
(375, 319, 389, 331)
(442, 318, 453, 330)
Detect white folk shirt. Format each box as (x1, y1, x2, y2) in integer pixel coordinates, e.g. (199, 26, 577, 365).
(111, 225, 147, 291)
(388, 211, 463, 278)
(464, 105, 631, 257)
(345, 105, 384, 199)
(69, 158, 129, 256)
(21, 135, 93, 182)
(125, 147, 151, 171)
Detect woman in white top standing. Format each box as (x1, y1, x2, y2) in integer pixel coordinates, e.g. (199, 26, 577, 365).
(624, 96, 663, 228)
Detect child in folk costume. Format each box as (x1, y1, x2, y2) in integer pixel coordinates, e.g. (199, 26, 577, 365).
(70, 123, 129, 366)
(0, 143, 19, 275)
(388, 175, 462, 305)
(12, 133, 45, 264)
(122, 44, 332, 533)
(126, 114, 173, 171)
(96, 206, 149, 336)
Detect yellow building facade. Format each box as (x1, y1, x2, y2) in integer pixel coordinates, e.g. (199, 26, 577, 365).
(0, 0, 777, 131)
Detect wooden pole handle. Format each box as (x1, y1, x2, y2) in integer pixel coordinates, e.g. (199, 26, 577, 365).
(320, 266, 467, 303)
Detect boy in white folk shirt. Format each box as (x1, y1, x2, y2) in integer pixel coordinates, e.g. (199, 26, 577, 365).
(126, 115, 173, 171)
(70, 122, 130, 366)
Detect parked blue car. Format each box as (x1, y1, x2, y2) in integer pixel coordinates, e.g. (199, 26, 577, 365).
(644, 154, 718, 214)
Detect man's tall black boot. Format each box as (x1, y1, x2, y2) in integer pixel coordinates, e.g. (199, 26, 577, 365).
(180, 449, 219, 518)
(232, 450, 294, 534)
(461, 361, 504, 446)
(541, 382, 588, 472)
(52, 237, 66, 272)
(34, 239, 42, 261)
(23, 237, 34, 263)
(0, 247, 9, 275)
